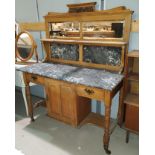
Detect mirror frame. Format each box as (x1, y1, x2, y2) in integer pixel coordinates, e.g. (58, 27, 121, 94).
(15, 31, 37, 62)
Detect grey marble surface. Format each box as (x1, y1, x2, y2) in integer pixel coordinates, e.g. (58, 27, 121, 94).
(51, 43, 79, 61)
(18, 63, 79, 80)
(18, 62, 124, 91)
(63, 68, 124, 91)
(83, 46, 121, 66)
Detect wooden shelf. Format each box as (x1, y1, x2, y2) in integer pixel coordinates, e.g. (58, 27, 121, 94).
(124, 93, 139, 107)
(128, 50, 139, 58)
(128, 73, 139, 82)
(78, 112, 117, 134)
(41, 38, 127, 46)
(64, 31, 115, 38)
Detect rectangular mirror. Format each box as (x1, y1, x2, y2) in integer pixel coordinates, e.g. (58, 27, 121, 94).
(49, 22, 80, 38)
(82, 21, 124, 39)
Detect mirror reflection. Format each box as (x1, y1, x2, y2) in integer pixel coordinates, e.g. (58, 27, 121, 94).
(17, 33, 32, 59)
(49, 22, 80, 38)
(82, 21, 124, 39)
(48, 21, 124, 39)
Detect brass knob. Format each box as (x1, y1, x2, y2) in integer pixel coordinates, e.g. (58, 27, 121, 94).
(84, 88, 94, 95)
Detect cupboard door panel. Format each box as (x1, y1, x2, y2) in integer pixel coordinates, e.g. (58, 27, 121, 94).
(125, 104, 139, 132)
(46, 83, 61, 116)
(60, 85, 76, 121)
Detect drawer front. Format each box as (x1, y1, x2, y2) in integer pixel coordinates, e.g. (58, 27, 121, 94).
(76, 85, 104, 100)
(27, 73, 45, 85)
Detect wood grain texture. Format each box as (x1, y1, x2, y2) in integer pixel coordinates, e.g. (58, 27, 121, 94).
(46, 82, 61, 117)
(124, 93, 139, 107)
(131, 20, 139, 32)
(125, 104, 139, 132)
(123, 49, 139, 142)
(128, 50, 139, 57)
(19, 20, 138, 32)
(76, 85, 105, 100)
(20, 22, 45, 31)
(103, 90, 112, 153)
(60, 85, 77, 121)
(22, 72, 34, 122)
(76, 96, 91, 124)
(78, 112, 116, 130)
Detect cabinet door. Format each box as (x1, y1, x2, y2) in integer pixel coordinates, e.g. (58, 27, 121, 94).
(46, 83, 61, 117)
(125, 104, 139, 132)
(60, 85, 77, 121)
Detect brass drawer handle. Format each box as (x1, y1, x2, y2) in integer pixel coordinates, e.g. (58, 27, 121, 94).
(31, 75, 37, 81)
(84, 88, 94, 95)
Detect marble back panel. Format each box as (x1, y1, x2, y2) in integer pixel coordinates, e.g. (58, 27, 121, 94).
(83, 45, 122, 66)
(51, 43, 79, 61)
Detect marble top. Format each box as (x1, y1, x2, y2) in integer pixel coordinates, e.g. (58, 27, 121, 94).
(63, 68, 124, 90)
(18, 63, 78, 80)
(18, 62, 124, 91)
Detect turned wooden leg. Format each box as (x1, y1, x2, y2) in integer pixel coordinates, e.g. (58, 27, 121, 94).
(103, 91, 112, 154)
(25, 85, 34, 122)
(21, 87, 29, 116)
(22, 73, 35, 122)
(117, 84, 124, 126)
(126, 130, 130, 143)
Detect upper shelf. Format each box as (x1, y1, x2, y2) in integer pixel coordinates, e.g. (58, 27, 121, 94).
(124, 93, 139, 107)
(41, 38, 127, 46)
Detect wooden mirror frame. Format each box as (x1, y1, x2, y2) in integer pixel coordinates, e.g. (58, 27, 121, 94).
(15, 31, 38, 63)
(42, 7, 133, 72)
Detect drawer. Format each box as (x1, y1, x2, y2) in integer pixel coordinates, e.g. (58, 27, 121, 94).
(76, 85, 104, 100)
(27, 73, 45, 85)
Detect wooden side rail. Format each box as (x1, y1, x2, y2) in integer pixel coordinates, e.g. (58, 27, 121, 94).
(20, 22, 45, 31)
(131, 20, 139, 32)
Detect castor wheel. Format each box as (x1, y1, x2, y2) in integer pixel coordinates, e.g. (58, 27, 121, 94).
(31, 117, 35, 122)
(104, 145, 111, 154)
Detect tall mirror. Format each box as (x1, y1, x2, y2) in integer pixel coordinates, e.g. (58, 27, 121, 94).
(15, 31, 38, 63)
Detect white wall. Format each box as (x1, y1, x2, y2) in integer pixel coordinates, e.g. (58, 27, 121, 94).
(105, 0, 139, 51)
(16, 0, 43, 60)
(105, 0, 139, 19)
(38, 0, 76, 21)
(15, 0, 38, 22)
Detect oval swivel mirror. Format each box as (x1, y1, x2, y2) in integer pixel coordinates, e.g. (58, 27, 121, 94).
(15, 31, 38, 63)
